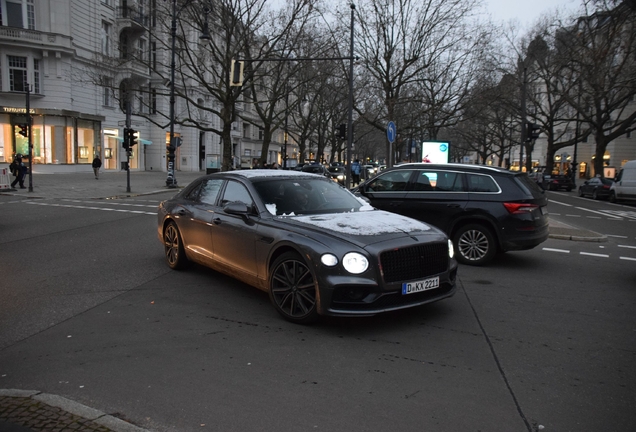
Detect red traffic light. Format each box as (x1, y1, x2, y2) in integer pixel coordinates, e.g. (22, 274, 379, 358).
(17, 124, 28, 137)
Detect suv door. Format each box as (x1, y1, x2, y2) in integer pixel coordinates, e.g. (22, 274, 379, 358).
(397, 169, 468, 233)
(360, 168, 415, 213)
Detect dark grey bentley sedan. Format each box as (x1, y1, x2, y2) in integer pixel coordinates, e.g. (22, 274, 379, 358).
(158, 170, 457, 324)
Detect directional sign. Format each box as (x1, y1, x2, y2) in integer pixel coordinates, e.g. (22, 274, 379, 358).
(387, 121, 396, 143)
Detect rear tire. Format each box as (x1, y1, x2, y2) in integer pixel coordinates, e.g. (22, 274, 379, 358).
(578, 187, 584, 197)
(592, 190, 599, 200)
(269, 252, 319, 324)
(453, 224, 497, 266)
(163, 221, 188, 270)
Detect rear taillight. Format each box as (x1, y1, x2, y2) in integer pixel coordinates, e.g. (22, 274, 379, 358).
(602, 185, 610, 189)
(503, 203, 539, 214)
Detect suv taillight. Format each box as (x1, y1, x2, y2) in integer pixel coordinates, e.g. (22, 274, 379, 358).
(503, 203, 539, 214)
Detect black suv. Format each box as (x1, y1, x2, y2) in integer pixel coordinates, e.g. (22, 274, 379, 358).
(354, 163, 549, 266)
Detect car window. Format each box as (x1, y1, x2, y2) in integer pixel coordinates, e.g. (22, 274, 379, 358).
(367, 170, 413, 191)
(183, 182, 202, 201)
(466, 174, 500, 193)
(199, 179, 224, 205)
(415, 171, 464, 192)
(221, 180, 253, 206)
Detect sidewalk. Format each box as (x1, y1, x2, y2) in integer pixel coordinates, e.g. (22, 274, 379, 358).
(0, 169, 605, 432)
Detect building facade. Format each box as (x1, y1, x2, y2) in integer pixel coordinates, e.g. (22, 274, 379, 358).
(0, 0, 291, 174)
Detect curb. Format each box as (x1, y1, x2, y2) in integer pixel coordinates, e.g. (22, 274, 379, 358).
(0, 389, 150, 432)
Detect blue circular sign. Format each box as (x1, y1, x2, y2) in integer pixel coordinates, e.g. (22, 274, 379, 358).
(387, 121, 396, 143)
(439, 143, 448, 152)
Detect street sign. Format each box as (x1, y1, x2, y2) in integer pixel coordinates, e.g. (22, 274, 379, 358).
(387, 121, 396, 143)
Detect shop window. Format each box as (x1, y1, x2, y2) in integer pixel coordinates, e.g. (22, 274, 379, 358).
(33, 59, 40, 94)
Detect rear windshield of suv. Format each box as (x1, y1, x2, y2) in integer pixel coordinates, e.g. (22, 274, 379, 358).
(515, 173, 546, 197)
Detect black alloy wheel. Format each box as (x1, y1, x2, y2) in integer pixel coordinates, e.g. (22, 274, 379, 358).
(592, 189, 599, 200)
(578, 187, 584, 197)
(269, 252, 318, 324)
(609, 191, 617, 203)
(164, 221, 188, 270)
(453, 224, 496, 266)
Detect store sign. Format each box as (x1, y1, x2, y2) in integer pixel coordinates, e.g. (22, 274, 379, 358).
(1, 107, 36, 114)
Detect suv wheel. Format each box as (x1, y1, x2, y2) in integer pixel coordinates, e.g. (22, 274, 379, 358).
(453, 224, 496, 266)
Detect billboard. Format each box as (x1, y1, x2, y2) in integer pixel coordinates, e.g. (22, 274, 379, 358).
(421, 141, 450, 164)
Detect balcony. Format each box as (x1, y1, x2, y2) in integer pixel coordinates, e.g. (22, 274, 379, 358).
(116, 7, 148, 35)
(0, 27, 73, 53)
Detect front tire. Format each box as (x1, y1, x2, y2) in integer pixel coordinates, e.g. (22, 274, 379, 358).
(609, 191, 617, 203)
(592, 190, 599, 200)
(163, 221, 188, 270)
(269, 252, 319, 324)
(453, 224, 497, 266)
(578, 187, 584, 197)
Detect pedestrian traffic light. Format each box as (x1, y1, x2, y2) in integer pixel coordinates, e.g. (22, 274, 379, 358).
(17, 124, 28, 137)
(526, 123, 541, 142)
(336, 124, 346, 140)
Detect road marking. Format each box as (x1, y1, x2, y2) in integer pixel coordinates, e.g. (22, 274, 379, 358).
(574, 206, 623, 219)
(26, 201, 155, 215)
(606, 234, 628, 238)
(565, 214, 581, 217)
(586, 216, 602, 219)
(548, 200, 573, 207)
(619, 257, 636, 261)
(580, 252, 609, 258)
(618, 245, 636, 249)
(543, 248, 570, 253)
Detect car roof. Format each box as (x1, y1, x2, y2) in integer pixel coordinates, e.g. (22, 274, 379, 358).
(203, 169, 322, 181)
(391, 163, 514, 175)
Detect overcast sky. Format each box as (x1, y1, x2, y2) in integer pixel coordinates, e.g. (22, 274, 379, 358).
(485, 0, 581, 26)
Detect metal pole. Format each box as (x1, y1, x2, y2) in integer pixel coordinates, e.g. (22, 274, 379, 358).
(126, 100, 131, 193)
(166, 0, 178, 187)
(26, 83, 33, 192)
(283, 90, 288, 169)
(520, 64, 527, 172)
(345, 3, 355, 189)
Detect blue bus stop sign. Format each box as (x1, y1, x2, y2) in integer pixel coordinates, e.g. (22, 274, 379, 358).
(387, 121, 396, 143)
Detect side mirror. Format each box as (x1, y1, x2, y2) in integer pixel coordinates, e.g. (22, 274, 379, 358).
(224, 201, 251, 216)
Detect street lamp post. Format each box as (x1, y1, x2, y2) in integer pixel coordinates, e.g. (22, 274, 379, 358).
(166, 0, 210, 187)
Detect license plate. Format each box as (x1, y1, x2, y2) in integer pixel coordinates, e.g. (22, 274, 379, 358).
(402, 276, 440, 295)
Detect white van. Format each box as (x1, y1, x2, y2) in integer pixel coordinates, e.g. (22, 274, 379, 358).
(609, 160, 636, 203)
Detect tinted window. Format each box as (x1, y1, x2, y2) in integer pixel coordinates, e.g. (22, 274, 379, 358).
(221, 180, 253, 206)
(415, 170, 464, 191)
(183, 182, 202, 201)
(200, 179, 223, 204)
(367, 170, 413, 191)
(466, 174, 500, 193)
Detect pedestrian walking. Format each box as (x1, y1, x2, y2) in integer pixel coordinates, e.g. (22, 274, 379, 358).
(10, 154, 26, 189)
(351, 159, 361, 187)
(92, 155, 102, 179)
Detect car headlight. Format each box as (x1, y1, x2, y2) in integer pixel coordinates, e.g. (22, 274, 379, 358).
(321, 254, 338, 267)
(448, 239, 455, 259)
(342, 252, 369, 274)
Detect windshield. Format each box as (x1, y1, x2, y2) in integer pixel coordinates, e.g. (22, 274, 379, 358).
(253, 178, 365, 216)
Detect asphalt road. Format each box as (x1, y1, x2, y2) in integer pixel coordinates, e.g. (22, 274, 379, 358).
(0, 190, 634, 432)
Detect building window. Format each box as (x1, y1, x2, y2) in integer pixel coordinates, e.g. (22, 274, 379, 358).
(33, 58, 40, 93)
(244, 149, 251, 156)
(101, 21, 111, 55)
(151, 42, 157, 69)
(26, 0, 34, 29)
(258, 127, 264, 140)
(627, 130, 632, 138)
(243, 123, 250, 138)
(150, 86, 157, 114)
(137, 38, 146, 61)
(103, 77, 113, 106)
(8, 56, 27, 92)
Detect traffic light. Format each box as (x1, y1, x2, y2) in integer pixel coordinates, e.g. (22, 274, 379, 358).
(230, 60, 244, 86)
(526, 123, 541, 142)
(337, 123, 346, 140)
(128, 128, 138, 147)
(17, 124, 28, 137)
(123, 128, 137, 150)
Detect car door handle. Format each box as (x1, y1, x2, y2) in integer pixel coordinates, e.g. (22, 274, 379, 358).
(213, 218, 222, 225)
(446, 204, 461, 208)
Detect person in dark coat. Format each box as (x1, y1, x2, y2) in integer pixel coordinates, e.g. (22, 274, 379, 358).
(10, 154, 26, 189)
(92, 155, 102, 179)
